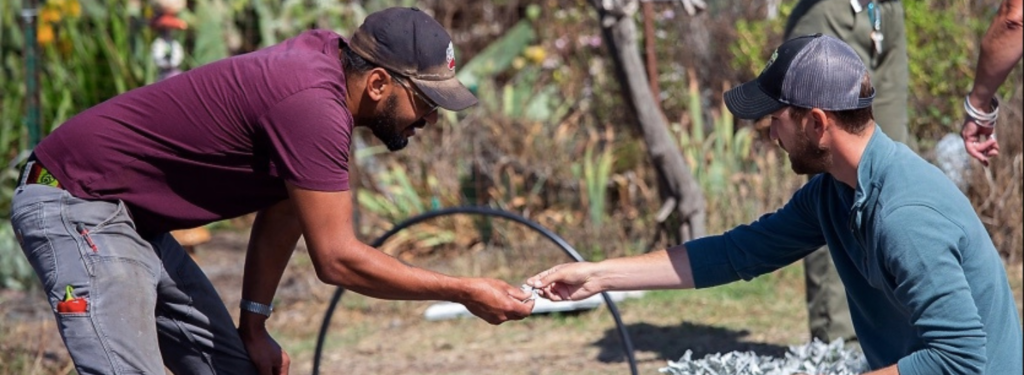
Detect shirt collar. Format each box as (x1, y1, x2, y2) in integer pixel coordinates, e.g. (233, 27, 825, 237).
(853, 124, 896, 208)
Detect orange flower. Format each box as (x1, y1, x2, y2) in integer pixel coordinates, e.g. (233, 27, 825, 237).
(37, 24, 55, 46)
(63, 0, 82, 18)
(39, 7, 62, 24)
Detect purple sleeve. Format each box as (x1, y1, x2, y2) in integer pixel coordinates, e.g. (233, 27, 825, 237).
(261, 88, 352, 191)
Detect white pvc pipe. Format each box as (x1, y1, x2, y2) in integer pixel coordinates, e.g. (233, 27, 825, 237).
(423, 291, 646, 321)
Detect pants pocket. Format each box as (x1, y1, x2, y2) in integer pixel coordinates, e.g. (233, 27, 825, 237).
(56, 312, 114, 375)
(57, 311, 152, 374)
(56, 258, 163, 375)
(12, 200, 61, 289)
(66, 199, 154, 268)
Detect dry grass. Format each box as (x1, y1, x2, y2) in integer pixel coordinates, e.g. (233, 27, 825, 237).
(0, 283, 72, 374)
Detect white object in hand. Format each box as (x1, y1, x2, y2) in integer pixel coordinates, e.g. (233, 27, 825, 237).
(423, 291, 646, 321)
(520, 284, 539, 302)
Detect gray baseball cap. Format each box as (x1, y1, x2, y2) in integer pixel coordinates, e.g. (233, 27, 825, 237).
(724, 34, 875, 119)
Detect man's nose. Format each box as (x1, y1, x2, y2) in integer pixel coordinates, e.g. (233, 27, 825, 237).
(423, 110, 439, 125)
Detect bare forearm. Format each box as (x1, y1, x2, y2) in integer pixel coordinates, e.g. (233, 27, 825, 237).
(240, 201, 303, 327)
(313, 239, 468, 302)
(590, 244, 695, 291)
(970, 0, 1023, 109)
(241, 230, 299, 304)
(288, 186, 530, 324)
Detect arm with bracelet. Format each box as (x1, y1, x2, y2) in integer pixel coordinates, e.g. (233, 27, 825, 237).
(962, 0, 1023, 167)
(238, 199, 303, 374)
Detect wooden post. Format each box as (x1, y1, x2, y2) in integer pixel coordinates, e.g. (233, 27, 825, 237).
(641, 1, 661, 102)
(589, 0, 706, 241)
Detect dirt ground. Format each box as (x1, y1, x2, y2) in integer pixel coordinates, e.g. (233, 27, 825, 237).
(200, 230, 809, 375)
(2, 229, 1021, 375)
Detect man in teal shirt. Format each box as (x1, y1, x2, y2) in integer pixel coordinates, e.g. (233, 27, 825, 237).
(527, 34, 1022, 374)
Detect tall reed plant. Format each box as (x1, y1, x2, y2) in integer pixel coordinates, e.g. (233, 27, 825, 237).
(676, 75, 762, 231)
(581, 141, 615, 228)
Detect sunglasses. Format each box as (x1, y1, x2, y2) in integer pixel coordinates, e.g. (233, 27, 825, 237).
(393, 75, 439, 115)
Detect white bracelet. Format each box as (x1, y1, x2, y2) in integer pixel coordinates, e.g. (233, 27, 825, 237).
(964, 93, 999, 128)
(240, 299, 274, 317)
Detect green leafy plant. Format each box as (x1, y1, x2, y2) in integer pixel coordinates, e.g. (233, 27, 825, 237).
(355, 161, 465, 257)
(1, 0, 158, 290)
(904, 0, 990, 144)
(678, 81, 756, 196)
(729, 2, 791, 77)
(0, 222, 34, 290)
(185, 0, 369, 64)
(358, 163, 426, 221)
(674, 74, 763, 232)
(581, 142, 615, 228)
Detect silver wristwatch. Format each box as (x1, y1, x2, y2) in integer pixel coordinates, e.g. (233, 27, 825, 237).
(239, 299, 274, 317)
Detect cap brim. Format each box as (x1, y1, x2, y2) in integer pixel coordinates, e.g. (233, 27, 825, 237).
(411, 77, 478, 111)
(724, 80, 786, 120)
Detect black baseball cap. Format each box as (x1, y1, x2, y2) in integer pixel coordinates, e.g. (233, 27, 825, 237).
(346, 7, 478, 111)
(724, 34, 875, 120)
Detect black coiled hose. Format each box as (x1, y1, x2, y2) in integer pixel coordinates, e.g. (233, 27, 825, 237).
(311, 206, 638, 375)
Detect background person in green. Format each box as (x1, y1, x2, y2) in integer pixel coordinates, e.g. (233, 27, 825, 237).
(785, 0, 910, 347)
(528, 34, 1023, 375)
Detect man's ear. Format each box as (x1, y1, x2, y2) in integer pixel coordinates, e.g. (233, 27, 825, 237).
(363, 68, 392, 102)
(808, 108, 829, 140)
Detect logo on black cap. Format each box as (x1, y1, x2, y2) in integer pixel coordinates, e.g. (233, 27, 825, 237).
(762, 49, 779, 74)
(446, 42, 455, 71)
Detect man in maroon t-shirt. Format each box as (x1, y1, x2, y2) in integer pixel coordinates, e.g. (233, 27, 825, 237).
(11, 7, 533, 375)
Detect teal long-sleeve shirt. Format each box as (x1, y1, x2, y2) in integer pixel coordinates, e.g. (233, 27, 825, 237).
(685, 127, 1022, 374)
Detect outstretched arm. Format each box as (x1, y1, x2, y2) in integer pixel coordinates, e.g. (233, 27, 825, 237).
(962, 0, 1023, 166)
(287, 183, 533, 324)
(526, 244, 695, 301)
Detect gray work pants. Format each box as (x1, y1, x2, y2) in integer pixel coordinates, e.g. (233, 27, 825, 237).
(10, 183, 257, 375)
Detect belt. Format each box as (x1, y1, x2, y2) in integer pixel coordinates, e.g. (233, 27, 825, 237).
(18, 157, 137, 223)
(19, 159, 63, 189)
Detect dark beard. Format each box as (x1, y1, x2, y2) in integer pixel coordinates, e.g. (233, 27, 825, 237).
(787, 131, 831, 175)
(367, 95, 408, 151)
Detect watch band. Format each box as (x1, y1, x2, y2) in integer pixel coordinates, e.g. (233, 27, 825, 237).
(239, 299, 273, 317)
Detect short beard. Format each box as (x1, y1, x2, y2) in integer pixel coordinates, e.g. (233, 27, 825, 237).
(787, 130, 831, 175)
(367, 95, 408, 151)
